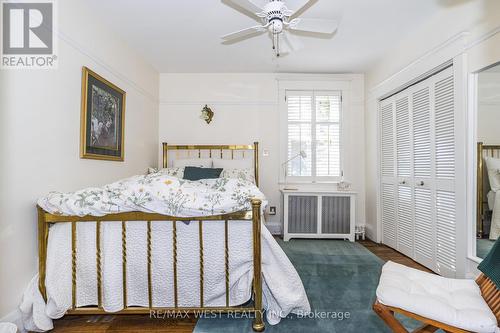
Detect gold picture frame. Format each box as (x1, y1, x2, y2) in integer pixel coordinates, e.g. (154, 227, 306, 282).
(80, 66, 126, 161)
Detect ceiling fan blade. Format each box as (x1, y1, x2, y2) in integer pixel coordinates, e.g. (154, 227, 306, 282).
(289, 18, 338, 34)
(282, 32, 304, 52)
(224, 0, 264, 16)
(286, 0, 317, 16)
(221, 25, 267, 41)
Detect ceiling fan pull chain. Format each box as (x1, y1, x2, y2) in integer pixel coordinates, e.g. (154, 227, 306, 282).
(276, 34, 280, 57)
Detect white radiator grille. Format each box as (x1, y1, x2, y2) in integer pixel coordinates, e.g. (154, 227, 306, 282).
(321, 196, 350, 234)
(288, 196, 318, 233)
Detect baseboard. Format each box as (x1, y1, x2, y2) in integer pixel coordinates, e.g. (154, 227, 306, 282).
(265, 222, 282, 235)
(1, 308, 25, 333)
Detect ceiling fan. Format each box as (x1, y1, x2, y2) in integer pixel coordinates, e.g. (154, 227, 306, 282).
(221, 0, 338, 57)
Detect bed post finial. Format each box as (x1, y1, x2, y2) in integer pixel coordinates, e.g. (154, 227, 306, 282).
(254, 142, 259, 188)
(251, 198, 264, 332)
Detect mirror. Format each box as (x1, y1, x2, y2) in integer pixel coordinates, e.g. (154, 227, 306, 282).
(476, 62, 500, 259)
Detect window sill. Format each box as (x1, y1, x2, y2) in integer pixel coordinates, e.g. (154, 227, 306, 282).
(278, 182, 356, 194)
(278, 180, 340, 185)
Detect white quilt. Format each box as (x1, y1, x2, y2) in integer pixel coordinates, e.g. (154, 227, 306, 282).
(19, 174, 311, 332)
(36, 173, 266, 218)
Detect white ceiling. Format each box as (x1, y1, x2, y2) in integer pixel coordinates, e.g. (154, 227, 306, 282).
(83, 0, 450, 73)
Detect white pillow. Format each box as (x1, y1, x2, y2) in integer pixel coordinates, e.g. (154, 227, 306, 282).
(173, 158, 212, 168)
(221, 168, 255, 184)
(213, 158, 253, 169)
(148, 167, 184, 178)
(485, 157, 500, 192)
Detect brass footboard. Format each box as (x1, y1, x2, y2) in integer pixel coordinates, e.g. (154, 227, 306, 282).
(37, 199, 265, 331)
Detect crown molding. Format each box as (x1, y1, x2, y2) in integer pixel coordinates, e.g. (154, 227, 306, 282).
(369, 31, 469, 97)
(159, 100, 278, 107)
(369, 23, 500, 98)
(56, 30, 159, 104)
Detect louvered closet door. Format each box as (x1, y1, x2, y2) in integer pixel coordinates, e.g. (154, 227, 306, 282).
(379, 66, 458, 277)
(412, 85, 435, 269)
(433, 69, 456, 277)
(395, 95, 414, 258)
(380, 99, 397, 250)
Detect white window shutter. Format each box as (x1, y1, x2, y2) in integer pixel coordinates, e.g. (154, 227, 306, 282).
(286, 92, 313, 177)
(286, 90, 342, 179)
(316, 93, 341, 177)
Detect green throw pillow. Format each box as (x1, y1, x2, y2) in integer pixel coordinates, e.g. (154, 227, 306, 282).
(478, 237, 500, 289)
(183, 166, 223, 181)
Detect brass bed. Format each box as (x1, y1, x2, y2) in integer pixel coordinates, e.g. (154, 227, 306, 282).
(477, 142, 500, 237)
(38, 142, 265, 331)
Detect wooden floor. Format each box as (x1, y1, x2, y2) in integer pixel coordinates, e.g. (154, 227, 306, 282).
(51, 314, 197, 333)
(358, 239, 432, 273)
(49, 238, 428, 332)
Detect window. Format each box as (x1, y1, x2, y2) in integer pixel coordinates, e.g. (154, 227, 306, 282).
(286, 90, 342, 180)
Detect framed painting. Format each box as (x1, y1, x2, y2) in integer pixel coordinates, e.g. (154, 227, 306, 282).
(80, 66, 126, 161)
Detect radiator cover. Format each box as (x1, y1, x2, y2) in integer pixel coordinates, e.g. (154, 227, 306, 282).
(282, 190, 356, 242)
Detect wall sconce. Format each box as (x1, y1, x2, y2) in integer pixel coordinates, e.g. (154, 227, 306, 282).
(200, 104, 214, 124)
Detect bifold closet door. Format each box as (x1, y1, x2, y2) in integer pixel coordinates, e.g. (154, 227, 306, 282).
(379, 66, 457, 277)
(380, 100, 397, 250)
(433, 72, 456, 277)
(412, 85, 435, 269)
(395, 95, 414, 258)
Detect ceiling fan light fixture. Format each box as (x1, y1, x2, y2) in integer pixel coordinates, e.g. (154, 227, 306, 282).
(270, 19, 283, 34)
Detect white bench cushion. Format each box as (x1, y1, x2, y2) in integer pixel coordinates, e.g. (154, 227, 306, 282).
(376, 261, 498, 333)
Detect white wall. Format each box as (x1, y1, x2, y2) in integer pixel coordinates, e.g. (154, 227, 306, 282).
(363, 0, 500, 276)
(477, 72, 500, 144)
(158, 73, 365, 229)
(0, 0, 159, 320)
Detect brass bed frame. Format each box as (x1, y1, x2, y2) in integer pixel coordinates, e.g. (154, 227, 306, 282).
(38, 142, 265, 331)
(477, 142, 500, 237)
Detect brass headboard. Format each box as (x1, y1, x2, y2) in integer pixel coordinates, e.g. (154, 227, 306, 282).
(477, 142, 500, 236)
(162, 142, 259, 187)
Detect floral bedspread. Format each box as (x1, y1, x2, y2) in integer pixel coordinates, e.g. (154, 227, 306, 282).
(38, 173, 267, 217)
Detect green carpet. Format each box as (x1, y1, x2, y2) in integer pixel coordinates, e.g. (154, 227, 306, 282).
(194, 239, 422, 333)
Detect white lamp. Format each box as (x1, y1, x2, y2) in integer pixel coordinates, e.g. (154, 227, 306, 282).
(282, 150, 307, 186)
